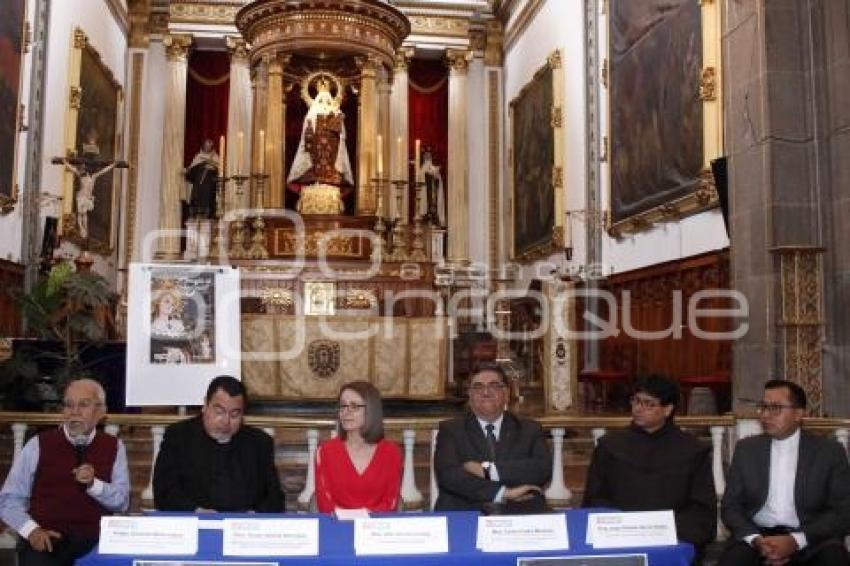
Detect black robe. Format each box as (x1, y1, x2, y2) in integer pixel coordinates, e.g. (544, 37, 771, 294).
(582, 420, 717, 550)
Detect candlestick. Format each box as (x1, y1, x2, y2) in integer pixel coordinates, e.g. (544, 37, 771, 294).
(396, 136, 403, 178)
(376, 134, 383, 178)
(258, 130, 265, 174)
(219, 135, 226, 177)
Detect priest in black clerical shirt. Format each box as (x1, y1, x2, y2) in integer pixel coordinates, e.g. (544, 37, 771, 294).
(153, 375, 285, 513)
(582, 374, 716, 554)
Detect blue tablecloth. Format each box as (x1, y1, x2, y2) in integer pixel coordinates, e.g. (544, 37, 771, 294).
(77, 509, 694, 565)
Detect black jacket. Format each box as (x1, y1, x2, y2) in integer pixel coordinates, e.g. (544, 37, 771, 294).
(153, 415, 285, 512)
(721, 430, 850, 545)
(434, 411, 552, 511)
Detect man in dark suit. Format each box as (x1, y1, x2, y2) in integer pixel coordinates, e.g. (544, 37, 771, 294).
(434, 363, 552, 511)
(719, 379, 850, 565)
(153, 375, 285, 512)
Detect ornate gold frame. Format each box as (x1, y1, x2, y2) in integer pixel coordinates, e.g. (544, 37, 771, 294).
(605, 0, 723, 237)
(60, 27, 124, 255)
(0, 0, 28, 215)
(509, 49, 565, 263)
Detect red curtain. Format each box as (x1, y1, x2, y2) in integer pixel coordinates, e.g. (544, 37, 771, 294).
(184, 51, 230, 166)
(408, 59, 448, 221)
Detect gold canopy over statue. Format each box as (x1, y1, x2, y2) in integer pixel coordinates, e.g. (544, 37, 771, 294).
(287, 72, 353, 214)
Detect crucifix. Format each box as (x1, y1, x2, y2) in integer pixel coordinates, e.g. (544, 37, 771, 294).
(50, 154, 129, 245)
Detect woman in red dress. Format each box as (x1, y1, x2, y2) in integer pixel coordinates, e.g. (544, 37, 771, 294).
(316, 381, 402, 513)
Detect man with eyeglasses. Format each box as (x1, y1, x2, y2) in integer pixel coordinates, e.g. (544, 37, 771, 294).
(582, 374, 717, 556)
(153, 375, 285, 512)
(0, 378, 130, 566)
(434, 363, 552, 512)
(718, 379, 850, 566)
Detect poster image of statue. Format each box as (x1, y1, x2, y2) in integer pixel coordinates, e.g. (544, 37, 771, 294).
(511, 64, 555, 260)
(0, 0, 25, 209)
(609, 0, 704, 225)
(70, 40, 121, 252)
(149, 270, 216, 365)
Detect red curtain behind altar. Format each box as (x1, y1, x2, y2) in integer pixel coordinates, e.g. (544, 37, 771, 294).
(184, 51, 230, 166)
(408, 59, 448, 221)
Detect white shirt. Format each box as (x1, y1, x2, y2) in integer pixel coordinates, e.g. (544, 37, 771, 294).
(477, 415, 506, 501)
(745, 429, 807, 550)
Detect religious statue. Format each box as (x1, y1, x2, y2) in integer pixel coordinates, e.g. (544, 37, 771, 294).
(61, 158, 117, 240)
(419, 146, 445, 226)
(184, 138, 220, 219)
(287, 73, 353, 214)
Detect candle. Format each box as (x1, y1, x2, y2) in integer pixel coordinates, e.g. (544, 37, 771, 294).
(237, 131, 244, 175)
(219, 135, 226, 177)
(396, 136, 403, 178)
(414, 139, 421, 181)
(258, 130, 266, 174)
(376, 134, 383, 178)
(564, 211, 572, 249)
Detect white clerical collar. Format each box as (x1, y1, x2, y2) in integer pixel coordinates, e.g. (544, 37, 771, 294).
(62, 424, 96, 446)
(771, 427, 800, 449)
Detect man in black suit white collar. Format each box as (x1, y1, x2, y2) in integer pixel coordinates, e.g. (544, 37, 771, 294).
(719, 379, 850, 565)
(433, 363, 552, 511)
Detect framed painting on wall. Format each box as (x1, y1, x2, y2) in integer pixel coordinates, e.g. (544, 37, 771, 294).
(0, 0, 26, 214)
(61, 28, 123, 254)
(510, 50, 565, 263)
(606, 0, 723, 236)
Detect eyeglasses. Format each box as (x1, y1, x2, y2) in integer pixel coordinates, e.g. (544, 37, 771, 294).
(468, 382, 507, 394)
(62, 399, 102, 412)
(629, 395, 662, 409)
(338, 403, 366, 413)
(756, 402, 799, 415)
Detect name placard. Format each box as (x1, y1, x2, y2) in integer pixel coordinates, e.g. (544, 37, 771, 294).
(354, 516, 449, 555)
(222, 518, 319, 557)
(587, 511, 678, 548)
(100, 516, 198, 556)
(477, 514, 569, 553)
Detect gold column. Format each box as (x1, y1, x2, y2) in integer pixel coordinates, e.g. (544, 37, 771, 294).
(446, 49, 471, 264)
(378, 70, 392, 215)
(156, 34, 192, 260)
(264, 54, 287, 208)
(357, 56, 379, 215)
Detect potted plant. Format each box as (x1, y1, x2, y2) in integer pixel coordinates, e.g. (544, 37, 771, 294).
(0, 261, 116, 409)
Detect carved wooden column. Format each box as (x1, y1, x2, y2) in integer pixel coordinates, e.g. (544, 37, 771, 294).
(378, 68, 392, 216)
(264, 54, 287, 208)
(226, 37, 252, 212)
(252, 59, 268, 203)
(446, 49, 471, 264)
(357, 56, 379, 215)
(390, 48, 411, 221)
(156, 34, 192, 260)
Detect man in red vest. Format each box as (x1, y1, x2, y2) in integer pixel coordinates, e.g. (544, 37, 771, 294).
(0, 378, 130, 565)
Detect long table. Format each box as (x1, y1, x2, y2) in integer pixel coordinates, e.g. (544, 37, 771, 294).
(77, 509, 694, 565)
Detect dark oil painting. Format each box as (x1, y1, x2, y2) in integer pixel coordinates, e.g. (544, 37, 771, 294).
(0, 0, 26, 203)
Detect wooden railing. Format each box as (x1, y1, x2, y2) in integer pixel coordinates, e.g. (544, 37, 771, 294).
(1, 411, 849, 542)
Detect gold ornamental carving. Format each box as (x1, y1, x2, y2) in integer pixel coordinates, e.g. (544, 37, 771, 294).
(408, 16, 469, 38)
(700, 66, 717, 101)
(260, 287, 294, 309)
(308, 340, 341, 378)
(68, 86, 82, 110)
(170, 2, 242, 24)
(163, 34, 192, 62)
(73, 28, 88, 49)
(274, 231, 363, 258)
(446, 49, 471, 72)
(344, 289, 378, 310)
(551, 106, 563, 129)
(225, 36, 249, 62)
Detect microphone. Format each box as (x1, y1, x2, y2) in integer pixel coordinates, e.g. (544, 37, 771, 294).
(73, 437, 87, 466)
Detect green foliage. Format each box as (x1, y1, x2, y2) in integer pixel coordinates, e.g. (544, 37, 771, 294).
(0, 263, 116, 408)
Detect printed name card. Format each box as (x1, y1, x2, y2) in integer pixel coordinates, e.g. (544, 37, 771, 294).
(587, 511, 678, 548)
(354, 516, 449, 555)
(222, 518, 319, 556)
(477, 513, 569, 553)
(100, 516, 198, 555)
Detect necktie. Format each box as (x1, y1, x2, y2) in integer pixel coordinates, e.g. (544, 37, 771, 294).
(485, 423, 498, 460)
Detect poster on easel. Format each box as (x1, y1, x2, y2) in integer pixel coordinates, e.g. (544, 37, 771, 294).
(126, 263, 241, 406)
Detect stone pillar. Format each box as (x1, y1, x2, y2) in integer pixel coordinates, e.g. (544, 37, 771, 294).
(156, 34, 192, 260)
(226, 37, 252, 212)
(357, 56, 380, 215)
(377, 68, 392, 217)
(252, 59, 268, 204)
(265, 54, 286, 208)
(446, 49, 471, 264)
(390, 48, 411, 221)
